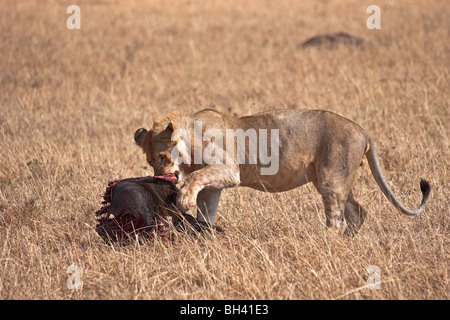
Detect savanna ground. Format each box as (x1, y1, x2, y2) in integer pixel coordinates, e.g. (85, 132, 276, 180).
(0, 0, 448, 300)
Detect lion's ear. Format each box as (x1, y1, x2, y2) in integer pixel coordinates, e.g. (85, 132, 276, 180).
(134, 128, 149, 148)
(165, 121, 177, 133)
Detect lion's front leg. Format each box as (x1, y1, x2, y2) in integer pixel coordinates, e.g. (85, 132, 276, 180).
(177, 164, 240, 215)
(196, 188, 222, 225)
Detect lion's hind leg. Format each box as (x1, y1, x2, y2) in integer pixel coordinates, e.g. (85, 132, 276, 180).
(314, 153, 364, 233)
(311, 173, 348, 232)
(343, 190, 367, 236)
(318, 186, 348, 232)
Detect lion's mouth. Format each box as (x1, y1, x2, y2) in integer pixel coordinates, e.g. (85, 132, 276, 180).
(154, 172, 178, 184)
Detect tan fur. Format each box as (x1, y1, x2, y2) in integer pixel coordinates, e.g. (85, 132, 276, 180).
(135, 109, 430, 234)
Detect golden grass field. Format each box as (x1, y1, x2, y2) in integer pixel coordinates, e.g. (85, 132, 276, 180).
(0, 0, 448, 300)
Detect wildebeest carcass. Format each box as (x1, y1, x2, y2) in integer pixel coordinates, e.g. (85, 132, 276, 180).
(95, 174, 221, 243)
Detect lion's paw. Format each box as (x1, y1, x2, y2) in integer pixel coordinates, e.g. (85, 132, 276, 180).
(176, 189, 197, 213)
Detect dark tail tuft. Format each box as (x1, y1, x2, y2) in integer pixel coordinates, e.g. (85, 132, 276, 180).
(420, 179, 431, 198)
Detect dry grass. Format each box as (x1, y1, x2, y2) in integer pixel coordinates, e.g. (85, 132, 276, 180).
(0, 0, 448, 300)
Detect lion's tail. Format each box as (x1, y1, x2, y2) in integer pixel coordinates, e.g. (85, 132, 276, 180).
(365, 137, 431, 216)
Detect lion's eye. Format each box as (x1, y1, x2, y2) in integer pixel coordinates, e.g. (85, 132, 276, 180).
(157, 155, 166, 164)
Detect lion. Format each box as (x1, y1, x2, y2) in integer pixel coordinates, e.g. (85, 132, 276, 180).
(134, 109, 430, 235)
